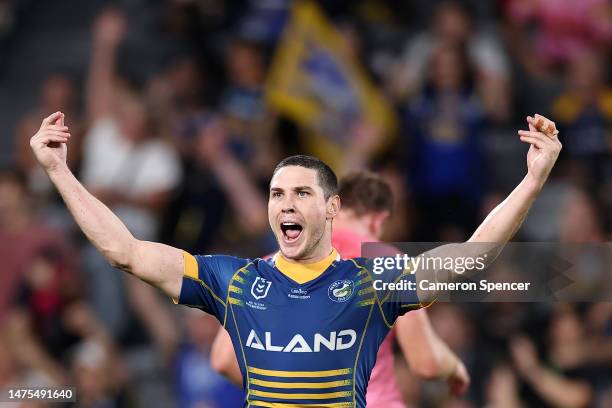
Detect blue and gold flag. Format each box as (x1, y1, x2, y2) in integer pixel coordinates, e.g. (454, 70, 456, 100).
(266, 0, 397, 171)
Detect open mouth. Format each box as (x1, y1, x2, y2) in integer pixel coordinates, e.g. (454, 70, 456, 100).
(280, 222, 303, 243)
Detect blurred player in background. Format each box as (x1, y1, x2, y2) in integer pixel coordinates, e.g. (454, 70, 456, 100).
(210, 171, 470, 407)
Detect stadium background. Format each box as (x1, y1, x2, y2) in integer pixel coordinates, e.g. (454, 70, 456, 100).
(0, 0, 610, 406)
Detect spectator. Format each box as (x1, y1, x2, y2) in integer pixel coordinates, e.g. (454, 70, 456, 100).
(221, 38, 279, 182)
(551, 50, 611, 231)
(402, 43, 486, 240)
(146, 55, 211, 158)
(175, 309, 243, 408)
(65, 302, 130, 408)
(13, 247, 80, 358)
(78, 18, 181, 407)
(162, 114, 272, 255)
(521, 181, 605, 242)
(83, 9, 182, 241)
(0, 169, 77, 321)
(509, 307, 594, 408)
(0, 2, 611, 407)
(3, 309, 66, 388)
(389, 0, 510, 117)
(505, 0, 612, 70)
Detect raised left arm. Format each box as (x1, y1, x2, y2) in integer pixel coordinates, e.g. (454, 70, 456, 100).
(469, 114, 562, 243)
(415, 114, 562, 303)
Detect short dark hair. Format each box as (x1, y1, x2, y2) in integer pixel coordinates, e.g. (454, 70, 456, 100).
(273, 155, 338, 200)
(339, 171, 393, 216)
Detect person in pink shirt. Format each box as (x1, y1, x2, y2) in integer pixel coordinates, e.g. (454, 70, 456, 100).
(210, 171, 470, 406)
(505, 0, 612, 68)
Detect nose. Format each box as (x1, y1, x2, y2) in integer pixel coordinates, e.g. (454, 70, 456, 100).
(281, 195, 296, 213)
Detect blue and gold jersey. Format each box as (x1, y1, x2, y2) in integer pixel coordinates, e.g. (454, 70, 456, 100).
(177, 249, 420, 408)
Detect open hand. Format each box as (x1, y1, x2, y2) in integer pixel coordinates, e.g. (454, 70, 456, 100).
(30, 111, 71, 173)
(518, 114, 562, 188)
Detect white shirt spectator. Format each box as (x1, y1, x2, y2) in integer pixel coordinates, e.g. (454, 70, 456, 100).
(400, 29, 509, 87)
(398, 30, 510, 98)
(81, 118, 182, 240)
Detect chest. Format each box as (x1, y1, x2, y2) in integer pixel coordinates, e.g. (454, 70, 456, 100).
(228, 266, 377, 354)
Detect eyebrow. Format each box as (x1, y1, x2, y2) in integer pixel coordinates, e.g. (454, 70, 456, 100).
(293, 186, 314, 192)
(269, 186, 315, 192)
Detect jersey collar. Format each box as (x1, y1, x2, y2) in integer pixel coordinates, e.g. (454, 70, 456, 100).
(274, 249, 340, 284)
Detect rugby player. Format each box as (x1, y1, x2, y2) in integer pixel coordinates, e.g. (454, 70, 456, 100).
(210, 171, 470, 406)
(30, 111, 561, 407)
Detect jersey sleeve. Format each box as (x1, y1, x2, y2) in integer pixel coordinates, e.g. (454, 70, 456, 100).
(175, 251, 249, 322)
(363, 257, 425, 326)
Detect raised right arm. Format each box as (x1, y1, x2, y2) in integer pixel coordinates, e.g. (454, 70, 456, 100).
(31, 112, 184, 299)
(49, 154, 184, 299)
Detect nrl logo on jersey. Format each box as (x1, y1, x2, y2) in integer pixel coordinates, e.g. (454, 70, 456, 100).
(251, 277, 272, 300)
(245, 329, 357, 352)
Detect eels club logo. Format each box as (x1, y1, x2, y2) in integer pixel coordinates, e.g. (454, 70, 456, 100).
(328, 280, 354, 302)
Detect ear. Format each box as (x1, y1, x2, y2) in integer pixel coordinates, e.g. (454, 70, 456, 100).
(326, 195, 341, 220)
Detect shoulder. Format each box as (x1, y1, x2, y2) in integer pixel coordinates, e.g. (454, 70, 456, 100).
(191, 254, 252, 274)
(336, 257, 369, 271)
(249, 256, 276, 273)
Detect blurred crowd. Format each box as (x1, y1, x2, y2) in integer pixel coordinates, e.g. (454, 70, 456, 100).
(0, 0, 611, 407)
